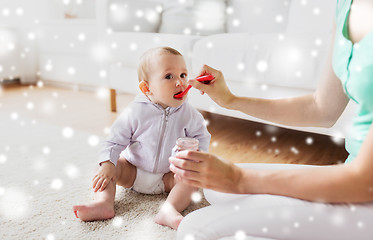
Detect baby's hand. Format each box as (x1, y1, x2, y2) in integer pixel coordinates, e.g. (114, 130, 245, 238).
(92, 161, 116, 192)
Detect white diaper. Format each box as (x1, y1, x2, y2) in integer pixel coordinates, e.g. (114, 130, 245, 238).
(131, 168, 165, 194)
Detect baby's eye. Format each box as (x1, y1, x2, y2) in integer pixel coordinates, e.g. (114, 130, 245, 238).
(180, 73, 187, 78)
(165, 74, 173, 79)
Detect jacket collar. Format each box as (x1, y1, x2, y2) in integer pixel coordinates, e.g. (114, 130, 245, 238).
(134, 93, 185, 113)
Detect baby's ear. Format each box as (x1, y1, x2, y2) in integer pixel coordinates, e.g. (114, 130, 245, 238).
(139, 81, 150, 94)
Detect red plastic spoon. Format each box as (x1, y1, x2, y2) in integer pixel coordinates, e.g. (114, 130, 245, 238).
(174, 74, 214, 99)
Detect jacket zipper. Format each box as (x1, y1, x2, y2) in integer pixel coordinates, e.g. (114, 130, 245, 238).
(153, 108, 169, 173)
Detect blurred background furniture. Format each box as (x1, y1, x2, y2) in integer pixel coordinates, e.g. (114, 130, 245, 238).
(0, 0, 357, 137)
(96, 0, 356, 137)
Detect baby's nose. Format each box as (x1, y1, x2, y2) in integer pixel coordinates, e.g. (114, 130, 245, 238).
(176, 78, 184, 87)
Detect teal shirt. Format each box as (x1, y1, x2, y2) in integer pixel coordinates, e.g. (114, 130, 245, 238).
(333, 0, 373, 163)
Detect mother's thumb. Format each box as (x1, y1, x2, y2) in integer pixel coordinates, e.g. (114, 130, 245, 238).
(189, 79, 207, 92)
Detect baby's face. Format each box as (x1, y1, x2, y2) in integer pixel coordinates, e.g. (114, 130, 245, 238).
(147, 53, 189, 108)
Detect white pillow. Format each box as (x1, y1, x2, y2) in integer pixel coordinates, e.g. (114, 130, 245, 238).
(106, 32, 200, 71)
(107, 0, 163, 32)
(156, 0, 195, 10)
(159, 7, 196, 35)
(159, 0, 226, 36)
(286, 0, 336, 36)
(192, 32, 329, 90)
(261, 34, 330, 90)
(62, 0, 96, 19)
(192, 33, 256, 81)
(226, 0, 290, 34)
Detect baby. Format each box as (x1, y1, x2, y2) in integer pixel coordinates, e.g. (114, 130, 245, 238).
(73, 46, 211, 229)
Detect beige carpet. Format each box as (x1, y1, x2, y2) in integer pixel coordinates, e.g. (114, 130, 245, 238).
(0, 112, 209, 240)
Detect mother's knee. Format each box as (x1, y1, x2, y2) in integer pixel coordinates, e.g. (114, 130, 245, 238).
(177, 213, 198, 240)
(177, 210, 210, 240)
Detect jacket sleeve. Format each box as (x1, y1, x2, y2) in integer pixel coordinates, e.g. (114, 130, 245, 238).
(98, 107, 133, 166)
(186, 108, 211, 153)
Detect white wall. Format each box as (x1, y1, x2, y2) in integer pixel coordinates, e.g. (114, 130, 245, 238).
(0, 0, 97, 84)
(0, 0, 64, 83)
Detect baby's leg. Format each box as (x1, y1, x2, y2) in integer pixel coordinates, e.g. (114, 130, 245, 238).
(155, 172, 197, 229)
(73, 158, 136, 221)
(73, 177, 116, 221)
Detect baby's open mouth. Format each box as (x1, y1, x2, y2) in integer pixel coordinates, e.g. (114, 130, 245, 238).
(174, 85, 192, 98)
(174, 91, 183, 99)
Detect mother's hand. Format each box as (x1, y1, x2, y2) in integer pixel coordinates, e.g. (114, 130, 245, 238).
(189, 65, 235, 109)
(169, 150, 243, 193)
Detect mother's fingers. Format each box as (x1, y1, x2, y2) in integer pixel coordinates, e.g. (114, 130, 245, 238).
(188, 79, 208, 92)
(174, 150, 211, 162)
(200, 64, 217, 76)
(169, 156, 200, 172)
(178, 177, 202, 189)
(170, 164, 200, 181)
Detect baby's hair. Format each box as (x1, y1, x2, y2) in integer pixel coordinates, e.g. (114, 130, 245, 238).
(137, 46, 183, 83)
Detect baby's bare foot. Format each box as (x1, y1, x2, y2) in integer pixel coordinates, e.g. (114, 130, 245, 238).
(155, 202, 183, 230)
(73, 201, 114, 221)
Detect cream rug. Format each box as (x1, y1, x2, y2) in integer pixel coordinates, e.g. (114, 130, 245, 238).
(0, 112, 209, 240)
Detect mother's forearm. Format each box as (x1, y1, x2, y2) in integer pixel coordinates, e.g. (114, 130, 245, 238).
(239, 164, 373, 203)
(227, 94, 330, 127)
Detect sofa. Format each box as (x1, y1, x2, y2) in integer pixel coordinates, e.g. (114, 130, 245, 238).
(92, 0, 356, 137)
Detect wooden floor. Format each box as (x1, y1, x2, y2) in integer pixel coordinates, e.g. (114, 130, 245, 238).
(0, 83, 348, 165)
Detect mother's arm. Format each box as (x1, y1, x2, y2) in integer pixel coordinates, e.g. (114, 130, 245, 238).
(190, 25, 349, 128)
(242, 125, 373, 203)
(170, 125, 373, 203)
